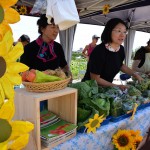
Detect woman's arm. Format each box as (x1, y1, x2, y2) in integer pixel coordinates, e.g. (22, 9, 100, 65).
(82, 45, 89, 59)
(120, 64, 143, 82)
(90, 73, 128, 90)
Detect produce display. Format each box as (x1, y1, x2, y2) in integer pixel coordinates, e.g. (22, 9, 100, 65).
(69, 75, 150, 130)
(21, 68, 67, 83)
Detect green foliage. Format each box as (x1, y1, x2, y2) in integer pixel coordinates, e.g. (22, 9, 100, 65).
(70, 52, 87, 79)
(69, 80, 98, 100)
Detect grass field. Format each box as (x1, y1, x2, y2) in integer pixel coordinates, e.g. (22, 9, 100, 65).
(70, 52, 87, 80)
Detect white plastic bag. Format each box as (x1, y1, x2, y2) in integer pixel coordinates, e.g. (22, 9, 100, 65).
(46, 0, 80, 30)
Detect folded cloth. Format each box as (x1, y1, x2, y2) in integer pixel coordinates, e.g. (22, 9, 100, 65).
(120, 74, 131, 81)
(46, 0, 80, 30)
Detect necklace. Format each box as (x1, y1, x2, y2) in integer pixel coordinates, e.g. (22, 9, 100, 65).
(105, 43, 120, 52)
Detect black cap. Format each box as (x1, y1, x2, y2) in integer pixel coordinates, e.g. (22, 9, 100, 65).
(92, 34, 100, 39)
(20, 34, 30, 43)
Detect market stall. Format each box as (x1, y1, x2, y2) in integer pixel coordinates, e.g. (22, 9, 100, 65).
(1, 0, 150, 150)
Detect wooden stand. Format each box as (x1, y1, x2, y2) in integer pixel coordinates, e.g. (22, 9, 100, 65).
(14, 87, 77, 150)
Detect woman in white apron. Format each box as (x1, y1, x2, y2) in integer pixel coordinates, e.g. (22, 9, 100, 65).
(132, 39, 150, 74)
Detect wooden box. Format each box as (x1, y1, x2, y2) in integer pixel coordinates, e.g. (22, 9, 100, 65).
(14, 87, 77, 150)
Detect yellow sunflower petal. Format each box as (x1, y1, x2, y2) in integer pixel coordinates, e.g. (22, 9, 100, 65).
(87, 128, 92, 134)
(89, 118, 93, 122)
(0, 30, 13, 54)
(9, 121, 34, 140)
(91, 127, 96, 133)
(0, 29, 3, 41)
(0, 31, 8, 56)
(0, 0, 18, 8)
(94, 114, 99, 119)
(0, 99, 15, 121)
(5, 42, 23, 63)
(3, 31, 13, 53)
(98, 114, 104, 119)
(4, 8, 20, 24)
(85, 123, 90, 128)
(95, 123, 100, 128)
(1, 76, 14, 99)
(0, 22, 12, 42)
(0, 141, 8, 150)
(8, 134, 29, 150)
(0, 83, 5, 108)
(7, 62, 29, 74)
(5, 73, 22, 85)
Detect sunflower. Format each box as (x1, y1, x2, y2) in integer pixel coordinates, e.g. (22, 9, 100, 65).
(112, 129, 133, 150)
(19, 6, 27, 15)
(129, 129, 141, 137)
(102, 4, 110, 15)
(85, 114, 105, 133)
(0, 0, 20, 41)
(0, 31, 29, 107)
(0, 99, 34, 149)
(129, 130, 143, 150)
(132, 135, 143, 150)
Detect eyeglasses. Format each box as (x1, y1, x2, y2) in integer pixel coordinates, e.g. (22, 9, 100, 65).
(112, 29, 128, 35)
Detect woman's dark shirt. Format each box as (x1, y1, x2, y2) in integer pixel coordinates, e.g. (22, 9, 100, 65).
(82, 42, 125, 83)
(20, 40, 67, 71)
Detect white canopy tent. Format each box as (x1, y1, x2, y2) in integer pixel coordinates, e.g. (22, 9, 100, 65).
(61, 0, 150, 66)
(16, 0, 150, 66)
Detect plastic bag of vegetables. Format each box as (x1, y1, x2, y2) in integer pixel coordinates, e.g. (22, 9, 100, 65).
(128, 85, 141, 96)
(110, 97, 123, 117)
(135, 79, 150, 92)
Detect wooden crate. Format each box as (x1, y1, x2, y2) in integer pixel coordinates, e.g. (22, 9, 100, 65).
(14, 87, 77, 150)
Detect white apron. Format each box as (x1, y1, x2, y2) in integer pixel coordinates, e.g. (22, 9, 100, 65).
(140, 53, 150, 73)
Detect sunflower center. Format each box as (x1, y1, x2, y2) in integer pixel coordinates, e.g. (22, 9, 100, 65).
(118, 135, 129, 146)
(0, 118, 12, 143)
(0, 56, 6, 78)
(0, 5, 4, 23)
(91, 119, 99, 128)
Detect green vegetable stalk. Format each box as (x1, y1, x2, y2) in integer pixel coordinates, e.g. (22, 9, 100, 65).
(34, 70, 62, 83)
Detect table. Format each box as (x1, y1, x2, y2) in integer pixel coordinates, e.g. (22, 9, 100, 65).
(52, 106, 150, 150)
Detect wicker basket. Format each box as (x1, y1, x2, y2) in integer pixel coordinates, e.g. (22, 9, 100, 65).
(22, 77, 71, 92)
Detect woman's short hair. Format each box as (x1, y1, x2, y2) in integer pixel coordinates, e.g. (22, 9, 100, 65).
(101, 18, 128, 44)
(19, 34, 30, 43)
(37, 14, 54, 35)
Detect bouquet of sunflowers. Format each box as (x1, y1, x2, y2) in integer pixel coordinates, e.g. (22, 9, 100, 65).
(112, 129, 143, 150)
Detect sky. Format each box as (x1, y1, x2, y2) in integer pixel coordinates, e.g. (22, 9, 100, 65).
(10, 15, 150, 51)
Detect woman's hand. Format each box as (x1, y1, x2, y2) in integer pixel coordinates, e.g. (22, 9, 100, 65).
(132, 73, 144, 83)
(117, 85, 129, 91)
